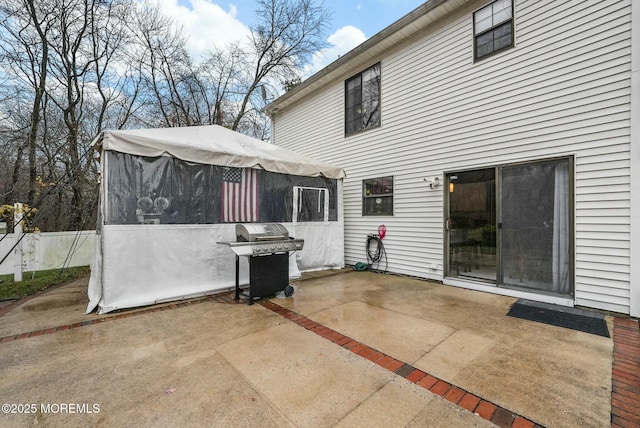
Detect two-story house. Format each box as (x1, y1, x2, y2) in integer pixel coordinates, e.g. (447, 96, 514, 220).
(265, 0, 639, 317)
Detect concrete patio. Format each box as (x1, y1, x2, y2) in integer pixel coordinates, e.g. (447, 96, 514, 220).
(0, 270, 638, 427)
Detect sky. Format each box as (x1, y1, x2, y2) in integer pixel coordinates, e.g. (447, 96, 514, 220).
(160, 0, 426, 76)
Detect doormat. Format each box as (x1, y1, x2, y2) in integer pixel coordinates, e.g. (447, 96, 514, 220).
(507, 299, 610, 338)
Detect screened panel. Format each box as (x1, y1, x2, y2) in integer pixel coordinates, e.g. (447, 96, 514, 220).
(476, 21, 512, 58)
(105, 152, 339, 225)
(500, 159, 570, 294)
(493, 21, 513, 51)
(476, 32, 495, 58)
(105, 152, 220, 225)
(295, 187, 327, 222)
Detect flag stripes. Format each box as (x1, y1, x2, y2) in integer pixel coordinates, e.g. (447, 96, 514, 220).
(222, 167, 258, 222)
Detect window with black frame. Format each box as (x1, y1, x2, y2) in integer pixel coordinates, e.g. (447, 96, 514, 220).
(345, 63, 381, 136)
(473, 0, 514, 61)
(362, 176, 393, 216)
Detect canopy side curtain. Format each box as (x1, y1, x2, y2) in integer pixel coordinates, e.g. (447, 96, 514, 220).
(104, 151, 339, 225)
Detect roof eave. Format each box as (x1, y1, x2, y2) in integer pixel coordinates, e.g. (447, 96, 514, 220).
(264, 0, 460, 116)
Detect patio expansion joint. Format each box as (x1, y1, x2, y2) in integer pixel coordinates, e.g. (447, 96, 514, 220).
(259, 299, 544, 428)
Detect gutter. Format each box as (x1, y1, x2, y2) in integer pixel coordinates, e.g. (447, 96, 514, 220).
(264, 0, 455, 116)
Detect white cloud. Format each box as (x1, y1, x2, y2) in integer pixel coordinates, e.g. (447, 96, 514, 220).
(150, 0, 251, 60)
(145, 2, 368, 83)
(303, 25, 367, 77)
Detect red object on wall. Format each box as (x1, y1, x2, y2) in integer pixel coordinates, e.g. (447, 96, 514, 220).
(378, 224, 386, 239)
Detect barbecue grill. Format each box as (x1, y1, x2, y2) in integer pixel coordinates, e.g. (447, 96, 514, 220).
(218, 223, 304, 304)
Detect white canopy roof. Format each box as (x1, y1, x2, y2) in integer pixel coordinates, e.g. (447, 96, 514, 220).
(93, 124, 345, 179)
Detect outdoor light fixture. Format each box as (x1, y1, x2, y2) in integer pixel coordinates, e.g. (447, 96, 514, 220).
(424, 177, 440, 189)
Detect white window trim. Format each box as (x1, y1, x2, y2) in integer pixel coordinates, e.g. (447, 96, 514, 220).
(292, 186, 329, 223)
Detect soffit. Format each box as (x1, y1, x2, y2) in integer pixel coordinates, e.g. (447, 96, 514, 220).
(266, 0, 473, 115)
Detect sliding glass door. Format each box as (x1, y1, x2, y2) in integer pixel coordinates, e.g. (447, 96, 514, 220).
(446, 169, 497, 281)
(446, 158, 572, 296)
(500, 159, 571, 294)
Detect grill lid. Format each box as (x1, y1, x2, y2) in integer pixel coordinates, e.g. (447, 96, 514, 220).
(236, 223, 289, 242)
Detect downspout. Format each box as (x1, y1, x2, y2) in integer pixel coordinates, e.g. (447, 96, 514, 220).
(630, 0, 639, 317)
(268, 108, 278, 144)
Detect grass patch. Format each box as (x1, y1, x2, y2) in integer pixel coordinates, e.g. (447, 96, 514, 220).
(0, 266, 90, 300)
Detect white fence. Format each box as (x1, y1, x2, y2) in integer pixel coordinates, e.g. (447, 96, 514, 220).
(0, 231, 95, 276)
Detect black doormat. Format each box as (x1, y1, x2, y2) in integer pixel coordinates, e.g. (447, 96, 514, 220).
(507, 299, 610, 338)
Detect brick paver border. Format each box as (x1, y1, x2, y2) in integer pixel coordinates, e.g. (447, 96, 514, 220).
(1, 288, 639, 428)
(259, 299, 542, 428)
(611, 317, 640, 428)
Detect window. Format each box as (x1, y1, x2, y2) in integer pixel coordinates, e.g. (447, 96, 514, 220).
(293, 186, 328, 222)
(362, 176, 393, 216)
(473, 0, 513, 61)
(345, 63, 381, 135)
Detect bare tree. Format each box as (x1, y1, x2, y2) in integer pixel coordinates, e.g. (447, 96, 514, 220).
(125, 0, 330, 136)
(0, 0, 333, 230)
(127, 2, 195, 127)
(23, 1, 52, 206)
(45, 0, 115, 230)
(0, 0, 55, 206)
(231, 0, 331, 131)
(199, 42, 249, 127)
(89, 0, 132, 133)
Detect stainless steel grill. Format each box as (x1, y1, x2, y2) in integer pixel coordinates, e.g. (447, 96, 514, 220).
(219, 223, 303, 256)
(218, 223, 304, 304)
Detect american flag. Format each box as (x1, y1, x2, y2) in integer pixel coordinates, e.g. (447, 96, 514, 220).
(222, 167, 258, 222)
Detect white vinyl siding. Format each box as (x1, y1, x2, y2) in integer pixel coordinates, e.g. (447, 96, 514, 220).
(274, 0, 632, 313)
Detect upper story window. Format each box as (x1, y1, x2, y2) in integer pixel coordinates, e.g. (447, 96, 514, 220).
(362, 176, 393, 216)
(345, 63, 381, 136)
(474, 0, 514, 61)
